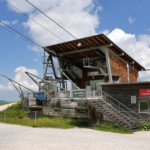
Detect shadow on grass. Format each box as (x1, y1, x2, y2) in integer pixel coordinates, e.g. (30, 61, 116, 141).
(94, 121, 132, 134)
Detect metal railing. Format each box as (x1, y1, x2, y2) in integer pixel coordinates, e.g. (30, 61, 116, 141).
(101, 91, 142, 121)
(24, 88, 142, 123)
(87, 99, 134, 128)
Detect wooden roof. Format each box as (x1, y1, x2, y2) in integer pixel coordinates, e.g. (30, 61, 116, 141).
(43, 34, 145, 71)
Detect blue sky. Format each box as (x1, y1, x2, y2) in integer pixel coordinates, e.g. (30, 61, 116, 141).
(0, 0, 150, 101)
(97, 0, 150, 35)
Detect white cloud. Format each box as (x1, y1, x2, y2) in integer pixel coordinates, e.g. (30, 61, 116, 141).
(102, 29, 109, 35)
(5, 1, 150, 83)
(108, 28, 150, 81)
(11, 20, 18, 25)
(128, 17, 136, 24)
(7, 0, 100, 47)
(0, 66, 39, 101)
(33, 58, 38, 62)
(97, 6, 103, 11)
(0, 20, 10, 26)
(14, 66, 39, 91)
(7, 0, 33, 13)
(0, 20, 18, 27)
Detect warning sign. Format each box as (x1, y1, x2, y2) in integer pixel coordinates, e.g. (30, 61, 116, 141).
(139, 89, 150, 96)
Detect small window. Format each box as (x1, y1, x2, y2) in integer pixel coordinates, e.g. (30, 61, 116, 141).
(139, 101, 149, 113)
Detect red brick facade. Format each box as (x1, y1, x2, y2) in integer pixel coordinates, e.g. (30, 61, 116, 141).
(109, 52, 138, 83)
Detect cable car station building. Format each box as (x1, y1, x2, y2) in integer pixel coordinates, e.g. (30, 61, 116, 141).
(22, 34, 150, 131)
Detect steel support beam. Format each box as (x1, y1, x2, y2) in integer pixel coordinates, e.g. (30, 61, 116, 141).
(58, 44, 112, 56)
(127, 64, 130, 82)
(105, 49, 113, 83)
(25, 71, 65, 90)
(0, 73, 37, 98)
(43, 56, 50, 79)
(57, 68, 80, 90)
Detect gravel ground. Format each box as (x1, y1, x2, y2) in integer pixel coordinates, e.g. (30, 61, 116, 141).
(0, 123, 150, 150)
(0, 104, 150, 150)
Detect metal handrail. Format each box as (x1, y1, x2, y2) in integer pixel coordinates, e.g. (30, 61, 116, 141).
(87, 100, 132, 129)
(102, 91, 142, 120)
(99, 96, 138, 124)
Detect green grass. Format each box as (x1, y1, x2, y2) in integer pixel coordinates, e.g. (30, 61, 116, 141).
(0, 102, 89, 128)
(0, 102, 12, 106)
(94, 121, 132, 134)
(0, 117, 87, 129)
(0, 102, 133, 133)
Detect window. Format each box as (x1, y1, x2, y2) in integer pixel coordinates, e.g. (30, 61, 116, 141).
(139, 101, 149, 113)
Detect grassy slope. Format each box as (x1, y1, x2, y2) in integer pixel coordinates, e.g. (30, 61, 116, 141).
(0, 102, 88, 129)
(0, 102, 133, 133)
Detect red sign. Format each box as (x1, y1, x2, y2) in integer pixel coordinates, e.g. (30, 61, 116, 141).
(139, 89, 150, 96)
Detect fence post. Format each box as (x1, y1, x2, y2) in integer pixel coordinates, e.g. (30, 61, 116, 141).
(4, 110, 5, 122)
(35, 111, 36, 127)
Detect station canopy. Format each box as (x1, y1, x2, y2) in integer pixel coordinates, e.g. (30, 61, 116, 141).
(43, 34, 145, 71)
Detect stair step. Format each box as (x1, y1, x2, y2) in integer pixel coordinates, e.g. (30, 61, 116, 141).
(97, 107, 136, 123)
(88, 99, 141, 131)
(97, 106, 117, 111)
(131, 127, 141, 132)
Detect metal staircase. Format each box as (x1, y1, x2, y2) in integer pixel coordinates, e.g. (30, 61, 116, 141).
(88, 91, 142, 131)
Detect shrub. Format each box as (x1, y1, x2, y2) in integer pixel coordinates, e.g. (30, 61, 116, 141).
(140, 121, 150, 131)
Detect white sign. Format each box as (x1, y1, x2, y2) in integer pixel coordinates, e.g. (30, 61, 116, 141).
(131, 96, 136, 104)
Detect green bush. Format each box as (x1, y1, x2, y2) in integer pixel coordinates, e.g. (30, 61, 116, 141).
(140, 121, 150, 131)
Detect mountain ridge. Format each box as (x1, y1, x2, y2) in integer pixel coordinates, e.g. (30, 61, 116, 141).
(0, 100, 7, 103)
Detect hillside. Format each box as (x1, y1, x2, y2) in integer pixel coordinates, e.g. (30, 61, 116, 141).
(0, 100, 7, 103)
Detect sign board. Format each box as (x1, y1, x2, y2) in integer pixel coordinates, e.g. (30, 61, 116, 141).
(60, 101, 78, 109)
(29, 98, 37, 106)
(73, 91, 86, 98)
(139, 89, 150, 96)
(37, 92, 46, 100)
(131, 96, 136, 104)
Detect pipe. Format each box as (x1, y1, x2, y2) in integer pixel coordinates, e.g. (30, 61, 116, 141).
(0, 73, 36, 93)
(127, 64, 130, 82)
(25, 71, 65, 90)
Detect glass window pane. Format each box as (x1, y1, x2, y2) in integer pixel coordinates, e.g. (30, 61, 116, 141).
(140, 101, 149, 113)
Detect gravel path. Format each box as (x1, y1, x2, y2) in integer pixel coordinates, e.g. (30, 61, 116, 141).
(0, 123, 150, 150)
(0, 102, 17, 112)
(0, 103, 150, 150)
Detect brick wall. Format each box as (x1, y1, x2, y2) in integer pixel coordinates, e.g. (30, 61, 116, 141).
(109, 51, 138, 82)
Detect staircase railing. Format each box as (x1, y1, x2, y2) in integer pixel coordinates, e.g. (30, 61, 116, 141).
(87, 100, 132, 128)
(101, 91, 142, 122)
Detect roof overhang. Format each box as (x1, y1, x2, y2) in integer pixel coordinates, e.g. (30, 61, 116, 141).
(43, 34, 145, 71)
